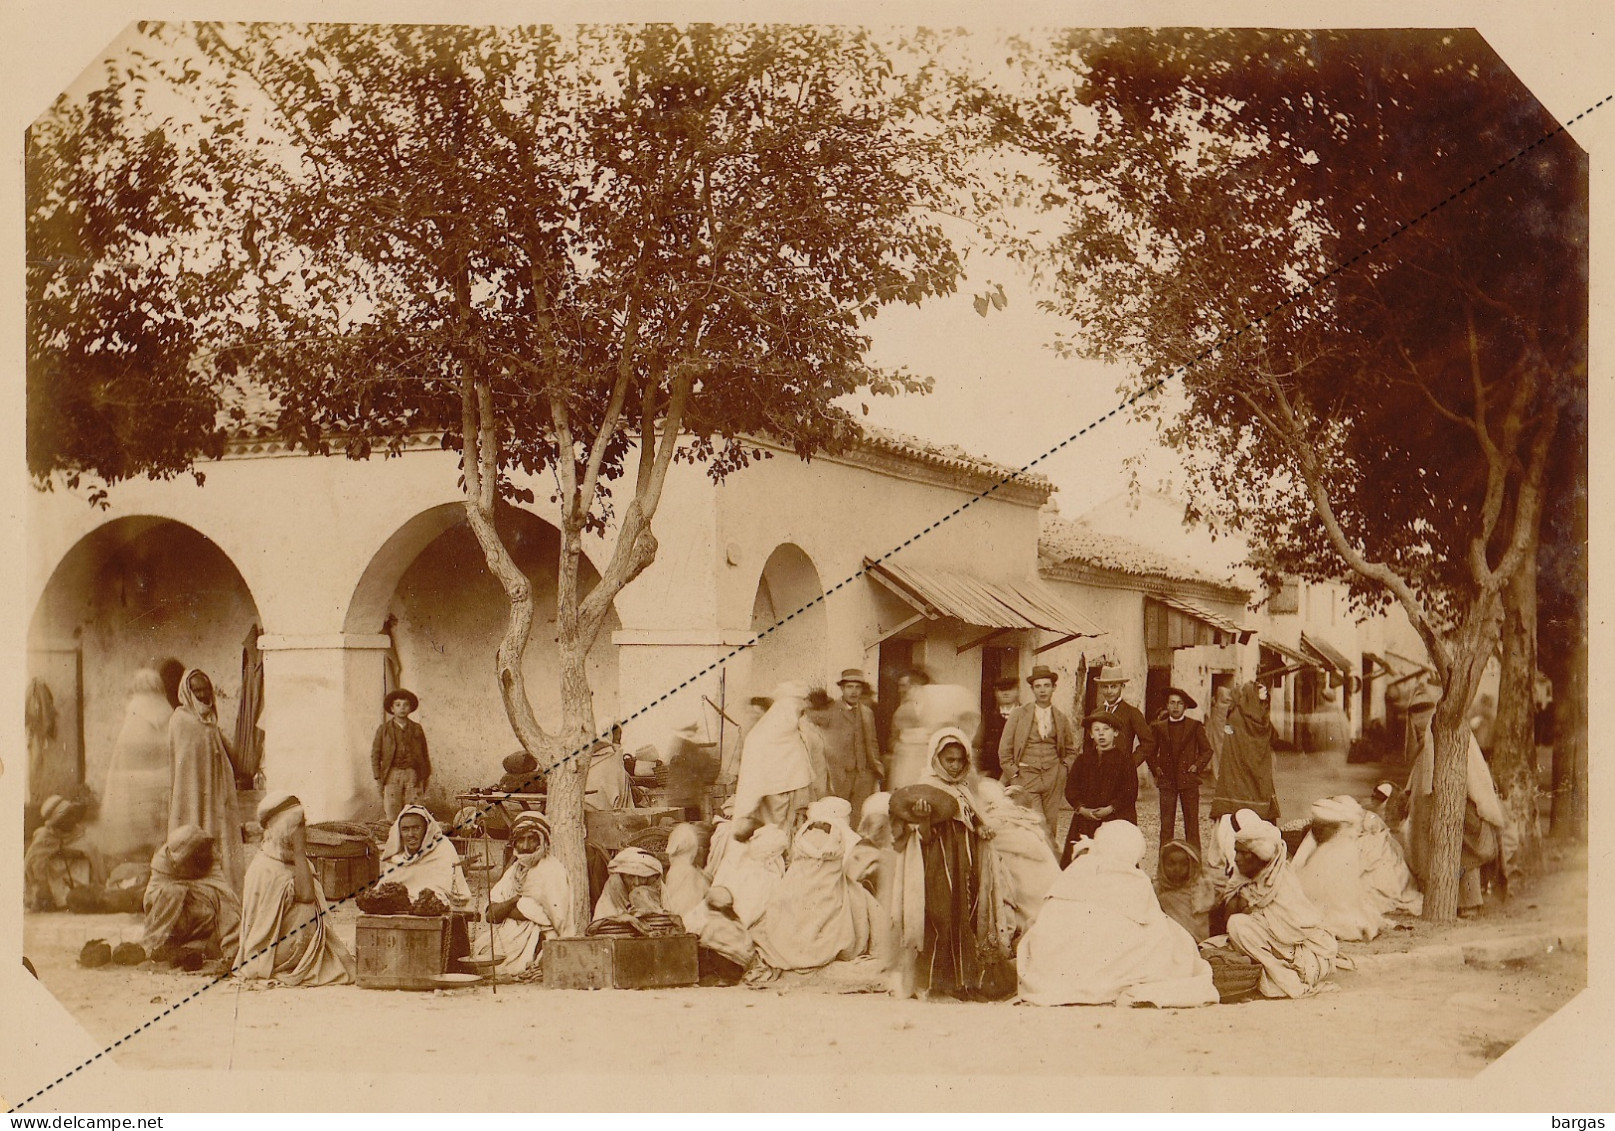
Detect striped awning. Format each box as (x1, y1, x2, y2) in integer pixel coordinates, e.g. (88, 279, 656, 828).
(865, 558, 1105, 641)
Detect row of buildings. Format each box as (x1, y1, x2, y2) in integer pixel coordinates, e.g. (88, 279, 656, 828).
(26, 423, 1434, 824)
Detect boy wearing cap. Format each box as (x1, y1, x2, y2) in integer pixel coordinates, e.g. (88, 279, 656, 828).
(372, 688, 431, 822)
(998, 665, 1077, 850)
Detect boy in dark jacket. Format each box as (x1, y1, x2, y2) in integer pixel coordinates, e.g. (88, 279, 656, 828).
(373, 689, 431, 822)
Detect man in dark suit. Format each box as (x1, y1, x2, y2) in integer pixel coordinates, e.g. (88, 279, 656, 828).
(998, 665, 1078, 851)
(1149, 687, 1216, 852)
(1088, 666, 1156, 770)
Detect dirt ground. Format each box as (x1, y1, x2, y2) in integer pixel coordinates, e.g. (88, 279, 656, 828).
(13, 755, 1591, 1100)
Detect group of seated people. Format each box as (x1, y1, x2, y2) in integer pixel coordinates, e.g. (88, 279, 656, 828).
(46, 709, 1431, 1005)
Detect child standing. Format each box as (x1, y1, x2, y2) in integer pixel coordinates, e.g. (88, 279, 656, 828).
(372, 689, 431, 822)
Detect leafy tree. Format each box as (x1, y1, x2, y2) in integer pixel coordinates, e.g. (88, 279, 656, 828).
(27, 22, 966, 922)
(975, 29, 1586, 917)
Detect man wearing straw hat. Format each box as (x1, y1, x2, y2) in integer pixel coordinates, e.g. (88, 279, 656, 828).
(998, 665, 1078, 850)
(1087, 665, 1155, 772)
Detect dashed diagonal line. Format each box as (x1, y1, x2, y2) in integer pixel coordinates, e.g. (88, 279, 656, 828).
(11, 91, 1607, 1113)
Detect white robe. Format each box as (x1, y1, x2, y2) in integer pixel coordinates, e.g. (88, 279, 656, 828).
(475, 856, 576, 976)
(1017, 847, 1217, 1008)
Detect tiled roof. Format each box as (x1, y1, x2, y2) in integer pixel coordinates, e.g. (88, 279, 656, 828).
(220, 380, 1052, 496)
(856, 426, 1052, 494)
(1038, 513, 1242, 591)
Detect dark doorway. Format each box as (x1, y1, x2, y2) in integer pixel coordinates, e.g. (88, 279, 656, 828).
(876, 636, 917, 753)
(980, 644, 1019, 722)
(1145, 666, 1172, 722)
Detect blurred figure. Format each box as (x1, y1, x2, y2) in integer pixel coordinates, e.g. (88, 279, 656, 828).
(1209, 682, 1280, 824)
(885, 668, 935, 791)
(978, 675, 1021, 779)
(1205, 684, 1234, 782)
(25, 796, 97, 911)
(98, 668, 175, 863)
(732, 684, 815, 833)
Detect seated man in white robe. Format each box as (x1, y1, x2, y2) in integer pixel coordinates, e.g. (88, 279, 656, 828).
(1017, 821, 1218, 1008)
(379, 804, 472, 912)
(474, 812, 576, 977)
(236, 792, 355, 985)
(1209, 808, 1339, 999)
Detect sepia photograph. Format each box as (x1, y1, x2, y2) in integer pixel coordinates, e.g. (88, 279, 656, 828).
(2, 1, 1609, 1116)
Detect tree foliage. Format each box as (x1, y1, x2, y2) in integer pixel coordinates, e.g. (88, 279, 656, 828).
(28, 22, 969, 921)
(976, 29, 1586, 916)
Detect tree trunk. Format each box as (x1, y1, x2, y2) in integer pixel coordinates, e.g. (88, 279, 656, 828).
(1550, 639, 1587, 840)
(1422, 699, 1472, 921)
(551, 523, 597, 931)
(1494, 548, 1540, 872)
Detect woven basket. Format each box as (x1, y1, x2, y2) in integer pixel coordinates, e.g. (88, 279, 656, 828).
(1209, 958, 1263, 1002)
(626, 826, 672, 870)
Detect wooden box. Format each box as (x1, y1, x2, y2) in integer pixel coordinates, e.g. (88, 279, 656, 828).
(542, 935, 699, 990)
(356, 914, 450, 990)
(313, 851, 379, 903)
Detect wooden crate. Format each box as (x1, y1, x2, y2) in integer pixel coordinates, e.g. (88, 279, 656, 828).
(356, 914, 450, 990)
(313, 851, 379, 903)
(542, 935, 699, 990)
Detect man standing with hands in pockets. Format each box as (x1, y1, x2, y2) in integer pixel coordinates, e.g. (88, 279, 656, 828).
(998, 666, 1078, 852)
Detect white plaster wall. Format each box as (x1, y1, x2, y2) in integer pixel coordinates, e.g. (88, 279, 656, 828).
(28, 520, 258, 804)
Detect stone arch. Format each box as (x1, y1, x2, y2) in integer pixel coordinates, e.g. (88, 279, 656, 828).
(748, 542, 828, 696)
(27, 516, 263, 809)
(343, 504, 620, 802)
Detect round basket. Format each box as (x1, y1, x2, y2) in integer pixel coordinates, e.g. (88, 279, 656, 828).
(1209, 959, 1263, 1002)
(625, 826, 672, 870)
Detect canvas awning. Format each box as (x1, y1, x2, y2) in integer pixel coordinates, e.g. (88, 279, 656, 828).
(865, 558, 1105, 652)
(1147, 593, 1248, 642)
(1301, 632, 1354, 675)
(1258, 638, 1324, 677)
